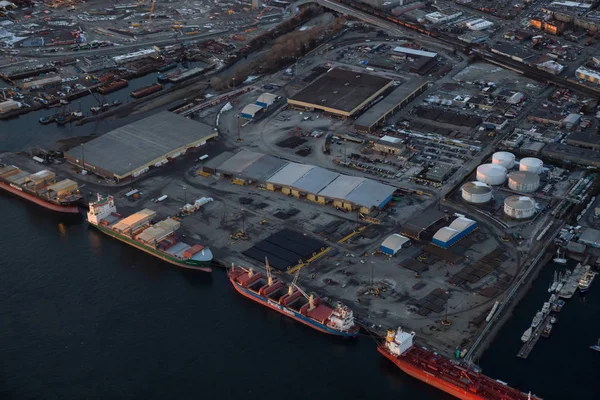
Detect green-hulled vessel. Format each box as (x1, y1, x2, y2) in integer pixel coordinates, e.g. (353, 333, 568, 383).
(87, 195, 212, 272)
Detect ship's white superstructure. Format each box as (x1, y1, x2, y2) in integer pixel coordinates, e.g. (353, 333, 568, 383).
(87, 194, 117, 225)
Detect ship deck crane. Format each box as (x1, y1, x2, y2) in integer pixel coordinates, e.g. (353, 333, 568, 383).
(265, 257, 273, 286)
(288, 269, 300, 296)
(293, 280, 315, 311)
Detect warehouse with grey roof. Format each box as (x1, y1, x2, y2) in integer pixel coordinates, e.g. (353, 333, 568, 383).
(208, 150, 396, 213)
(65, 112, 217, 180)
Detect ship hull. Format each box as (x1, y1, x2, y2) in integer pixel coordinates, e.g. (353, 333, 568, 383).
(378, 347, 487, 400)
(0, 181, 79, 213)
(230, 278, 358, 337)
(91, 223, 211, 272)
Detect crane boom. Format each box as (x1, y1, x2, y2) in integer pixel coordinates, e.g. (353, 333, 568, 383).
(147, 0, 157, 31)
(265, 257, 273, 286)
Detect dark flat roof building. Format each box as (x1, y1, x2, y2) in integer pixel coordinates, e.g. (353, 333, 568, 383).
(288, 68, 394, 117)
(566, 131, 600, 151)
(542, 143, 600, 167)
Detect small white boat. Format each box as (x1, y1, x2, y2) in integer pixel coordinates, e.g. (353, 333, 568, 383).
(541, 302, 551, 314)
(553, 249, 567, 264)
(521, 327, 533, 343)
(549, 271, 558, 293)
(531, 311, 544, 328)
(591, 338, 600, 352)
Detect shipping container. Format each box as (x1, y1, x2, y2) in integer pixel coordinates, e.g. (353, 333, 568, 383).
(183, 244, 205, 258)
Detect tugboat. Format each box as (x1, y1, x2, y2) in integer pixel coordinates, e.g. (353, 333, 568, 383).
(552, 299, 565, 312)
(56, 110, 83, 125)
(541, 323, 553, 338)
(39, 113, 62, 124)
(90, 100, 121, 114)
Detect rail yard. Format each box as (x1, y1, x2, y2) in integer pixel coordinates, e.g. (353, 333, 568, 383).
(2, 1, 600, 399)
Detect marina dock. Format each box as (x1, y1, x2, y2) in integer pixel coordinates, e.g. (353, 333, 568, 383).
(517, 313, 552, 359)
(559, 263, 585, 299)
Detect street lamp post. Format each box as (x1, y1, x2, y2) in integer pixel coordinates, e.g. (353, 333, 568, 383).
(81, 143, 85, 170)
(182, 185, 187, 205)
(241, 208, 245, 234)
(129, 162, 133, 191)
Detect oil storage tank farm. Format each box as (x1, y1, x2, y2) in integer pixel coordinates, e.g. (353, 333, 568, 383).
(508, 171, 540, 193)
(504, 196, 536, 219)
(461, 182, 492, 203)
(476, 164, 507, 186)
(519, 157, 543, 174)
(492, 151, 515, 169)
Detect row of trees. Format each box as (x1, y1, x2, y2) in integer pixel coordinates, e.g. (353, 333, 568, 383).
(210, 14, 346, 91)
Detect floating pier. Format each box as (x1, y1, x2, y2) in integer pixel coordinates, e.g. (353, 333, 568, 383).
(517, 313, 552, 359)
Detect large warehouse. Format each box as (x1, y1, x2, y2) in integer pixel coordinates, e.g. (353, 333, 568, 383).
(287, 68, 394, 118)
(65, 112, 217, 180)
(208, 151, 395, 213)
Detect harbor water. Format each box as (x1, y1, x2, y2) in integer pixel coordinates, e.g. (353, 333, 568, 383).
(2, 106, 599, 399)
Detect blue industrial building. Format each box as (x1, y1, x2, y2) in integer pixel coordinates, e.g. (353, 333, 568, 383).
(432, 217, 477, 249)
(380, 234, 410, 256)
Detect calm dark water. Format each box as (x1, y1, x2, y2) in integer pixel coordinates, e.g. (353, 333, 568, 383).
(481, 261, 600, 399)
(1, 91, 599, 399)
(0, 197, 447, 400)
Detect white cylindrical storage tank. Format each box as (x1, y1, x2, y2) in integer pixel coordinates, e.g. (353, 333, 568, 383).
(461, 181, 493, 203)
(492, 151, 515, 169)
(508, 171, 540, 193)
(504, 196, 536, 219)
(519, 157, 543, 174)
(476, 164, 507, 186)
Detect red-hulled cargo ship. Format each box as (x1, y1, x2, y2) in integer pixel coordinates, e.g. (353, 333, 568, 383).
(379, 328, 541, 400)
(97, 79, 128, 94)
(0, 164, 81, 213)
(131, 83, 164, 99)
(228, 260, 359, 337)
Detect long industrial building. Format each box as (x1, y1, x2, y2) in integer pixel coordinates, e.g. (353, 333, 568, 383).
(206, 150, 396, 213)
(354, 79, 430, 133)
(65, 112, 217, 180)
(287, 68, 394, 118)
